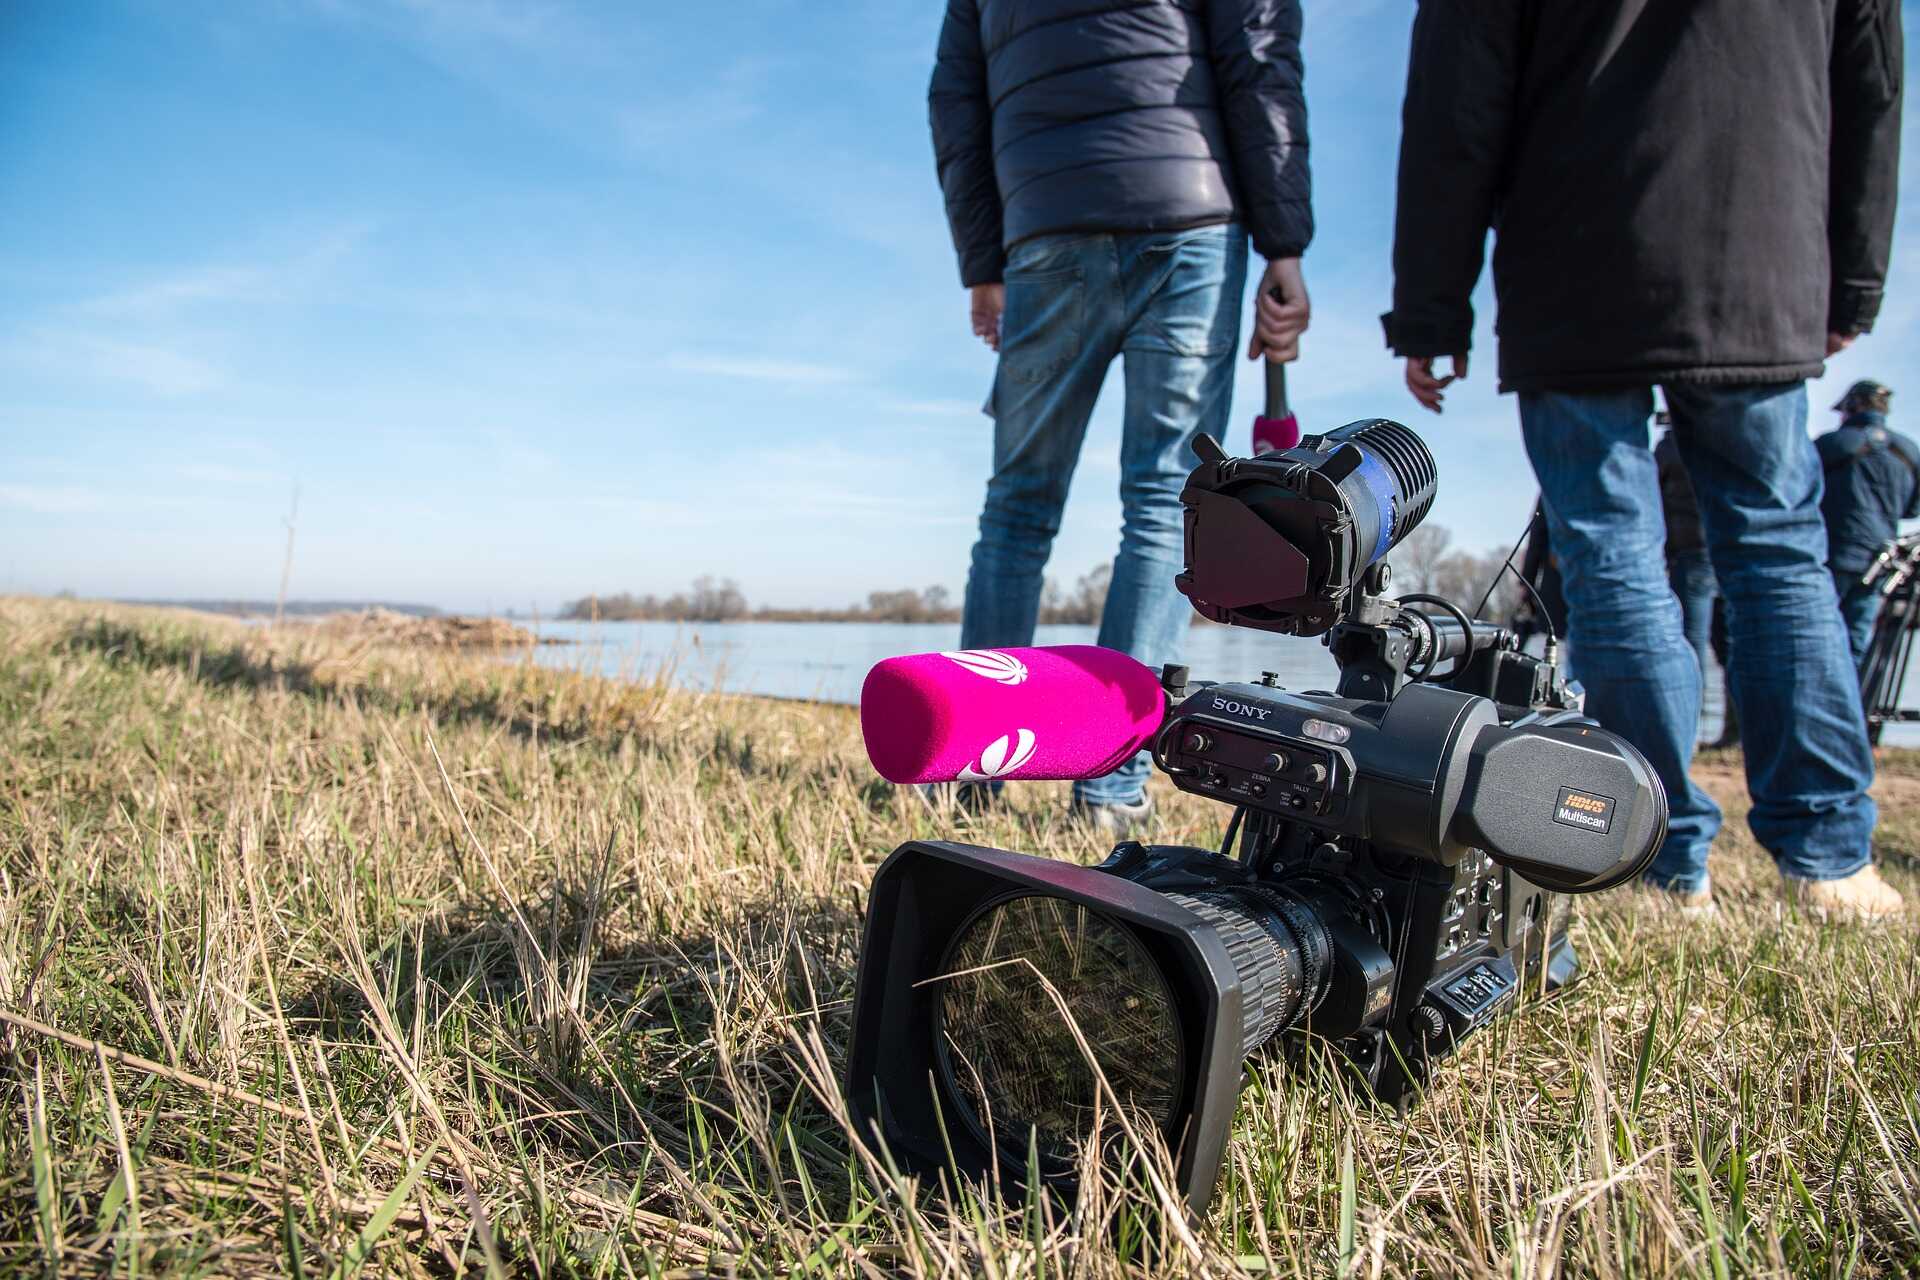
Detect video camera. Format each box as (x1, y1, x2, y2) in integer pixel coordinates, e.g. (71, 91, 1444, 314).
(845, 420, 1668, 1216)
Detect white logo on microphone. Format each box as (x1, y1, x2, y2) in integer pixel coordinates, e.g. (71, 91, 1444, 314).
(958, 729, 1038, 781)
(941, 649, 1029, 686)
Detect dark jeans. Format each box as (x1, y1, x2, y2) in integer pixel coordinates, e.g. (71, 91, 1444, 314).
(1833, 568, 1882, 669)
(960, 224, 1246, 805)
(1668, 548, 1718, 679)
(1520, 382, 1875, 894)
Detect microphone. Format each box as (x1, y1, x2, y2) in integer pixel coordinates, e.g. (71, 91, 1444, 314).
(860, 646, 1167, 784)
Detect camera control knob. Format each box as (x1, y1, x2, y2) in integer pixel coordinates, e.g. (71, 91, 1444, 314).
(1411, 1003, 1448, 1043)
(1305, 762, 1329, 785)
(1183, 730, 1213, 754)
(1262, 752, 1289, 773)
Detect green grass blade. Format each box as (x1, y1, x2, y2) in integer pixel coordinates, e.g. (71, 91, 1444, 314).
(325, 1139, 441, 1280)
(1337, 1142, 1356, 1277)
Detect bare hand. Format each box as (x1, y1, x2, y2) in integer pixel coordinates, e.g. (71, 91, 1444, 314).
(1247, 257, 1310, 363)
(1827, 331, 1857, 357)
(970, 284, 1004, 352)
(1406, 354, 1468, 413)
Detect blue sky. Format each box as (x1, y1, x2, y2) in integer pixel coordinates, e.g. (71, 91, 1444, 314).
(5, 0, 1920, 612)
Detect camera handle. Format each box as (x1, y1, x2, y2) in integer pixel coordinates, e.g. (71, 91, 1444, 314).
(1325, 565, 1512, 704)
(1326, 564, 1428, 701)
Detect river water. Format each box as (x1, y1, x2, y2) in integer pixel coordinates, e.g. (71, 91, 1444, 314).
(513, 618, 1853, 746)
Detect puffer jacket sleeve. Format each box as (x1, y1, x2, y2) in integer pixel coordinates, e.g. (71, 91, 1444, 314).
(1381, 0, 1526, 360)
(1206, 0, 1312, 260)
(929, 0, 1004, 288)
(1828, 0, 1903, 336)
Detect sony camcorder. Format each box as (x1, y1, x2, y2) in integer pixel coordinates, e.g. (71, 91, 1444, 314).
(846, 420, 1668, 1216)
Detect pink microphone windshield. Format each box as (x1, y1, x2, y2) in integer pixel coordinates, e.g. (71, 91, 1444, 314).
(1252, 413, 1302, 455)
(860, 645, 1167, 785)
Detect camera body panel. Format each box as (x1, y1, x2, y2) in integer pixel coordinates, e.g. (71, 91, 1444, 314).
(1157, 679, 1496, 862)
(1157, 679, 1663, 896)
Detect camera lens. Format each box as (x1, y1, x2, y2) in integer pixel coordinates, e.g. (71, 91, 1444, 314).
(934, 894, 1184, 1169)
(1166, 887, 1332, 1054)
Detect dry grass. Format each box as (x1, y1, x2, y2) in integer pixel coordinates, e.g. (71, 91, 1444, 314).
(1, 595, 1917, 1277)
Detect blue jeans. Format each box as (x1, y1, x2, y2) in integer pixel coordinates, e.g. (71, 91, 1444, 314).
(1668, 548, 1718, 682)
(1520, 383, 1875, 893)
(1833, 568, 1882, 669)
(960, 224, 1247, 806)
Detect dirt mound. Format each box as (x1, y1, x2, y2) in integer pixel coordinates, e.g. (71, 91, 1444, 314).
(314, 607, 554, 650)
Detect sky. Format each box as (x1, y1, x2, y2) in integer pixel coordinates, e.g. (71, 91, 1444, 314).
(5, 0, 1920, 613)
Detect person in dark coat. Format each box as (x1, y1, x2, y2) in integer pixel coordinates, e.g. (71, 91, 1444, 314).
(1382, 1, 1904, 921)
(1818, 380, 1920, 665)
(930, 0, 1311, 830)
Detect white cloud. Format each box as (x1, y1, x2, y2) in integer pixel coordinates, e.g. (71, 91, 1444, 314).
(0, 483, 114, 514)
(83, 266, 266, 317)
(620, 56, 769, 151)
(168, 462, 280, 488)
(79, 222, 373, 318)
(879, 397, 984, 418)
(661, 354, 857, 385)
(8, 333, 225, 396)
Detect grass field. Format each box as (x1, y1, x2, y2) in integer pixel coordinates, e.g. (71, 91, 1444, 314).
(2, 596, 1917, 1277)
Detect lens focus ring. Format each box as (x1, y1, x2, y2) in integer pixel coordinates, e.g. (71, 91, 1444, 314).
(1169, 888, 1326, 1056)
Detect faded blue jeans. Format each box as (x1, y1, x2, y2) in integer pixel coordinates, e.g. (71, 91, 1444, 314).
(960, 224, 1246, 806)
(1520, 383, 1875, 894)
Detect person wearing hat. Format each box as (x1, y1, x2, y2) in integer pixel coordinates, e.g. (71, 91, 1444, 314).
(1818, 380, 1920, 665)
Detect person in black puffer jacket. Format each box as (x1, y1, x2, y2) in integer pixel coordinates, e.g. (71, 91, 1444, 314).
(930, 0, 1311, 289)
(929, 0, 1311, 833)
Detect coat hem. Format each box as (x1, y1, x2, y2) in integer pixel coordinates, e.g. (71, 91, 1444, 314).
(1499, 362, 1827, 395)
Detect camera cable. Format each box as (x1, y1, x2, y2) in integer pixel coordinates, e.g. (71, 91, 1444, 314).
(1469, 505, 1559, 648)
(1220, 805, 1247, 863)
(1397, 593, 1477, 683)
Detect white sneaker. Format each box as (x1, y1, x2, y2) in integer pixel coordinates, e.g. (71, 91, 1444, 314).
(1069, 795, 1153, 837)
(1782, 864, 1905, 923)
(1648, 882, 1717, 919)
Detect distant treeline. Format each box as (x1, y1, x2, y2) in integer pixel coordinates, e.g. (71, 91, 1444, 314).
(559, 530, 1521, 627)
(1382, 524, 1526, 618)
(120, 598, 442, 619)
(559, 566, 1116, 626)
